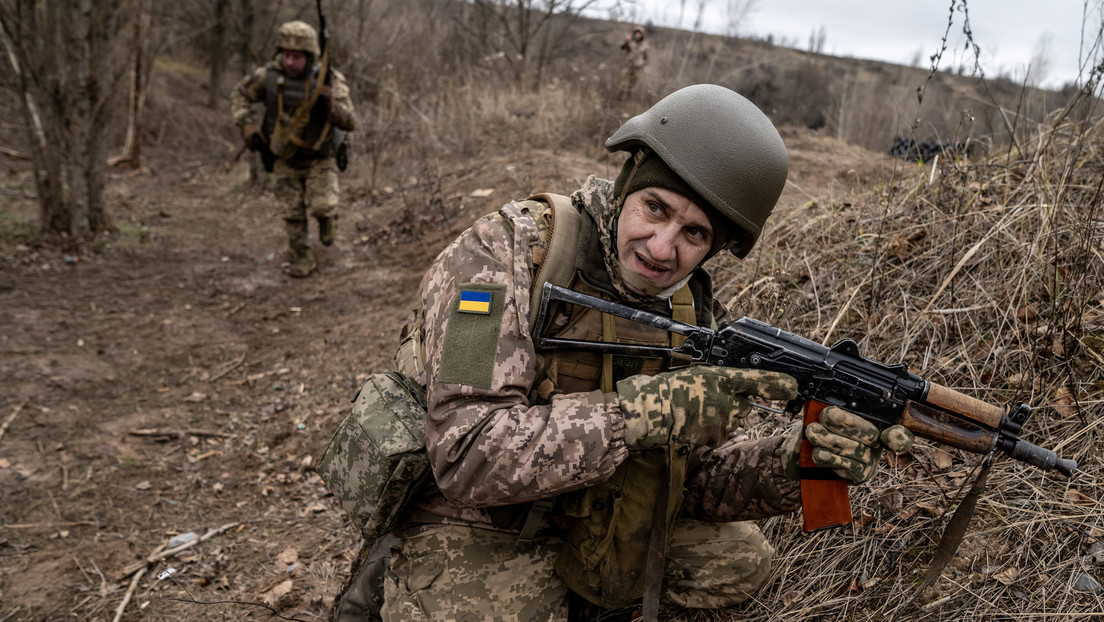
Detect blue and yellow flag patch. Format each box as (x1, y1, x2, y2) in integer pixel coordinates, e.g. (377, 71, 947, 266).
(457, 289, 493, 314)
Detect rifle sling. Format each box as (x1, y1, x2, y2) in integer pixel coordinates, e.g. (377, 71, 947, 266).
(642, 447, 673, 622)
(910, 456, 993, 603)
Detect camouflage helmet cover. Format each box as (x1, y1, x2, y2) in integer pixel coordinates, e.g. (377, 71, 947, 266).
(605, 84, 788, 257)
(276, 20, 320, 56)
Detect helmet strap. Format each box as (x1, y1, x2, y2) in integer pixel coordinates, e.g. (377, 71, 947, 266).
(612, 148, 649, 260)
(617, 149, 650, 207)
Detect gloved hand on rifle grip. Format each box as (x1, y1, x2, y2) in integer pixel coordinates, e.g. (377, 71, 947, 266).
(783, 407, 914, 483)
(241, 123, 262, 145)
(617, 367, 798, 450)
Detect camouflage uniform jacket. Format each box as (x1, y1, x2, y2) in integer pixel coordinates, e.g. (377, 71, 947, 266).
(398, 176, 801, 535)
(229, 58, 356, 160)
(620, 37, 648, 69)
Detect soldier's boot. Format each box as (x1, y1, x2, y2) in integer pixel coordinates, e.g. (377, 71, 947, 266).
(285, 220, 316, 278)
(330, 535, 397, 622)
(318, 215, 336, 247)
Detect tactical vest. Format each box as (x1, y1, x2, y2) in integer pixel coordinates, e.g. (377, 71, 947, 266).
(263, 64, 343, 160)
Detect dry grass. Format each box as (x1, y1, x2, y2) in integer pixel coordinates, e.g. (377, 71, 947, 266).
(691, 80, 1104, 622)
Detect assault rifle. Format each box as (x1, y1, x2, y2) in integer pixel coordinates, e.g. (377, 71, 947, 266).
(307, 0, 333, 133)
(532, 283, 1076, 532)
(248, 133, 276, 172)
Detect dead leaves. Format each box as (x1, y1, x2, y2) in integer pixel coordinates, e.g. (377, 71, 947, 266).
(258, 548, 302, 608)
(1063, 488, 1095, 506)
(261, 579, 295, 607)
(889, 228, 928, 261)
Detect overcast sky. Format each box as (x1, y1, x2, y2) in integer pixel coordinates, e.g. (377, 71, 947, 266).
(620, 0, 1101, 89)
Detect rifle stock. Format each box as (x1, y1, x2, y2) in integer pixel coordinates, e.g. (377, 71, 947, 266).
(533, 283, 1076, 532)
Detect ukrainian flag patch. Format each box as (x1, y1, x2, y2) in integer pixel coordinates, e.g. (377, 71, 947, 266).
(457, 289, 493, 314)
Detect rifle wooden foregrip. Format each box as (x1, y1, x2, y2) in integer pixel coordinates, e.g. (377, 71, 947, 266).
(799, 400, 853, 532)
(898, 401, 997, 453)
(925, 382, 1004, 428)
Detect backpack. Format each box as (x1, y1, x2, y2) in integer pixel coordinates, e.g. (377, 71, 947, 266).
(316, 194, 581, 539)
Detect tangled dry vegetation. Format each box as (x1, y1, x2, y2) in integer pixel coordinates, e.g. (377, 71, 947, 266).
(691, 86, 1104, 621)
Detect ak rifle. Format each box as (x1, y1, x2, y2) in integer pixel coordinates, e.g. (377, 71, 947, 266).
(532, 283, 1076, 532)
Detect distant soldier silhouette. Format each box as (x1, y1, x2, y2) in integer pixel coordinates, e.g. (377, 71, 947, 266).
(230, 20, 357, 278)
(616, 25, 649, 103)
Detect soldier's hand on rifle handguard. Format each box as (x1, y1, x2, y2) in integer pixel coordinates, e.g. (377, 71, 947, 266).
(782, 407, 914, 483)
(617, 367, 798, 449)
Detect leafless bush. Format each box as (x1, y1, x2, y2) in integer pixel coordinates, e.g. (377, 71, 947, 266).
(701, 70, 1104, 622)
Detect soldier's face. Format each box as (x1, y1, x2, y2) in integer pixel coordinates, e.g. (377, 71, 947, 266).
(616, 187, 713, 292)
(281, 50, 309, 78)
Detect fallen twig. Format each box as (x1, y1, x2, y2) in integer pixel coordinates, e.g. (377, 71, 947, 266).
(0, 145, 28, 160)
(128, 428, 229, 440)
(0, 401, 26, 446)
(2, 520, 97, 530)
(112, 522, 239, 620)
(208, 355, 247, 382)
(112, 566, 147, 622)
(116, 522, 238, 581)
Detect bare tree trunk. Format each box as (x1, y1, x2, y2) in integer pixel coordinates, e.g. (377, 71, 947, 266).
(0, 12, 64, 231)
(209, 0, 227, 109)
(0, 0, 122, 237)
(236, 0, 254, 75)
(349, 0, 375, 79)
(113, 0, 150, 169)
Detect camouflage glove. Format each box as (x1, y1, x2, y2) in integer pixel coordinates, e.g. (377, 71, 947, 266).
(782, 407, 914, 483)
(617, 367, 798, 450)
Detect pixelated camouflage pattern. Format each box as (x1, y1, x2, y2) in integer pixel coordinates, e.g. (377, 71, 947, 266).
(276, 20, 320, 55)
(663, 519, 773, 608)
(881, 424, 915, 452)
(381, 520, 773, 620)
(780, 422, 804, 481)
(682, 433, 803, 521)
(401, 180, 803, 531)
(273, 157, 340, 222)
(415, 199, 627, 521)
(803, 406, 914, 483)
(317, 372, 430, 538)
(616, 367, 798, 449)
(383, 526, 570, 622)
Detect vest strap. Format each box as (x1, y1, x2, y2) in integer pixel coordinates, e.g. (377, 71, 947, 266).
(600, 312, 617, 393)
(526, 193, 583, 331)
(669, 285, 695, 348)
(517, 497, 556, 543)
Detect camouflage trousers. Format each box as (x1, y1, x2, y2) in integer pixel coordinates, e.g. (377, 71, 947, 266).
(379, 519, 773, 621)
(615, 65, 641, 102)
(272, 157, 340, 223)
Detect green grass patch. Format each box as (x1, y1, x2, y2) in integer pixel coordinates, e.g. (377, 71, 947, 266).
(0, 208, 39, 244)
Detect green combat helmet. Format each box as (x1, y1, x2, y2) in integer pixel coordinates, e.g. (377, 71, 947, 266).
(276, 20, 320, 56)
(605, 84, 788, 258)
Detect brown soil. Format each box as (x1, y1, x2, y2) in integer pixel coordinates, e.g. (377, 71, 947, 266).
(0, 129, 895, 621)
